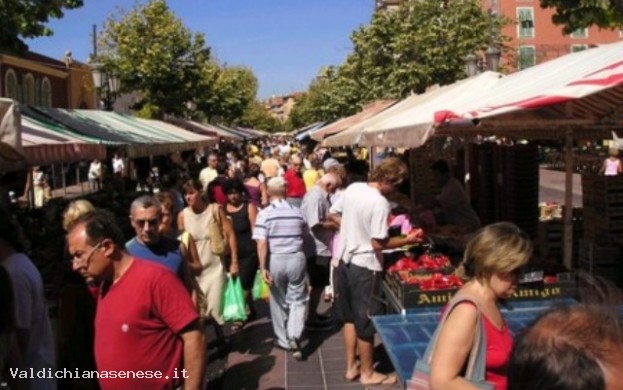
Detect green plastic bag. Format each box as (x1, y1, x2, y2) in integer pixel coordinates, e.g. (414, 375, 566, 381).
(222, 276, 248, 322)
(252, 270, 270, 300)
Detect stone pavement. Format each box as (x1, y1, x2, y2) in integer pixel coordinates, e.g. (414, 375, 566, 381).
(217, 300, 400, 390)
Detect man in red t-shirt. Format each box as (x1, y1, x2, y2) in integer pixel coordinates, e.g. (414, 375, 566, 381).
(283, 155, 306, 208)
(67, 210, 204, 390)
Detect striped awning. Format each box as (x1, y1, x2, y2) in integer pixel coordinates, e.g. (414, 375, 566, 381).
(1, 114, 107, 172)
(437, 41, 623, 136)
(30, 108, 213, 158)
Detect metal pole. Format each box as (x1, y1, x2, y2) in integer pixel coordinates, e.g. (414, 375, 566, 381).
(27, 170, 35, 209)
(61, 162, 67, 195)
(92, 25, 98, 58)
(563, 128, 574, 270)
(77, 165, 84, 195)
(51, 164, 57, 192)
(464, 141, 471, 201)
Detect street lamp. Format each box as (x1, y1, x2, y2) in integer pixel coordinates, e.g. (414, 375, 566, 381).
(186, 101, 197, 120)
(464, 53, 479, 77)
(485, 45, 501, 72)
(465, 0, 502, 77)
(89, 61, 121, 110)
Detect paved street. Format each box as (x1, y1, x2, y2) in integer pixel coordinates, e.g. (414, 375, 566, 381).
(538, 167, 582, 207)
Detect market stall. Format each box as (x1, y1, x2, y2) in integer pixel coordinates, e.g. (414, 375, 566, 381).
(374, 298, 578, 386)
(353, 42, 623, 388)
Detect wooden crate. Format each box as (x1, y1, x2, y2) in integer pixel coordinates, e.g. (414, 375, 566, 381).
(578, 239, 621, 267)
(578, 260, 623, 286)
(537, 219, 582, 263)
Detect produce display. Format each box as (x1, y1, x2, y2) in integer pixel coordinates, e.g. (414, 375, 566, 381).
(387, 253, 451, 273)
(387, 252, 462, 291)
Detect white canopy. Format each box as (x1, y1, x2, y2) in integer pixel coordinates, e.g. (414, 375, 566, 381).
(322, 72, 504, 148)
(437, 41, 623, 133)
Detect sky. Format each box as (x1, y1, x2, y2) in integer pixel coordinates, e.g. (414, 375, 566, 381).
(27, 0, 374, 99)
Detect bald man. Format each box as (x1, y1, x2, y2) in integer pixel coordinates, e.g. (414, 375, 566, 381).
(284, 155, 306, 208)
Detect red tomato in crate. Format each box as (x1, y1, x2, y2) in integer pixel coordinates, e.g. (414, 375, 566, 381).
(543, 276, 558, 284)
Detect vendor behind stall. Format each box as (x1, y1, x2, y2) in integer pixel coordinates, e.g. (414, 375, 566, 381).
(424, 160, 481, 234)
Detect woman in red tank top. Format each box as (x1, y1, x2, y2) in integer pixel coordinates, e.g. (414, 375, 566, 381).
(428, 222, 532, 390)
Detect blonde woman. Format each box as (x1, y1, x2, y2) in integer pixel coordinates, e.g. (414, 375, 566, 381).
(429, 222, 532, 390)
(178, 179, 238, 343)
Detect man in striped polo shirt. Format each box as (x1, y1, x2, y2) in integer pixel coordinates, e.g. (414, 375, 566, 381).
(253, 176, 309, 360)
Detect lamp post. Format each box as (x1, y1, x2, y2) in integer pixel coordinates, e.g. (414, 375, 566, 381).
(465, 0, 502, 77)
(89, 61, 121, 111)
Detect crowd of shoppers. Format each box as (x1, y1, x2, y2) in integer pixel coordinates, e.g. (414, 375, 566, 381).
(1, 136, 622, 390)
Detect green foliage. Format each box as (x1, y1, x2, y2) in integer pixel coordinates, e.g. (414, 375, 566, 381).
(291, 0, 509, 128)
(238, 101, 284, 133)
(99, 0, 211, 118)
(199, 66, 259, 125)
(0, 0, 83, 53)
(539, 0, 623, 33)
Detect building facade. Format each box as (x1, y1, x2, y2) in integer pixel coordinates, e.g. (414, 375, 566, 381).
(496, 0, 622, 71)
(264, 92, 302, 123)
(0, 51, 96, 109)
(374, 0, 623, 70)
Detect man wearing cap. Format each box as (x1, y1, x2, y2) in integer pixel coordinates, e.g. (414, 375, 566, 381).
(283, 155, 306, 208)
(252, 177, 309, 360)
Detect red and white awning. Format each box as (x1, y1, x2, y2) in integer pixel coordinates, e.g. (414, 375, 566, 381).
(437, 41, 623, 128)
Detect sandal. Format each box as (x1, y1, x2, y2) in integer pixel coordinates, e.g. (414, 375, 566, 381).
(360, 373, 397, 387)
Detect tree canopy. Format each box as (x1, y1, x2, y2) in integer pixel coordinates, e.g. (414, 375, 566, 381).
(0, 0, 83, 53)
(198, 66, 259, 125)
(540, 0, 623, 33)
(99, 0, 211, 118)
(289, 0, 508, 127)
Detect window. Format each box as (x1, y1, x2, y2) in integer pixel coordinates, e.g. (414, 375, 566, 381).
(4, 69, 18, 100)
(23, 73, 35, 105)
(518, 46, 536, 70)
(41, 77, 52, 107)
(571, 44, 589, 53)
(517, 8, 535, 38)
(571, 28, 588, 38)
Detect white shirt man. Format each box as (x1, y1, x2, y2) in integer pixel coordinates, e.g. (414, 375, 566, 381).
(112, 155, 124, 176)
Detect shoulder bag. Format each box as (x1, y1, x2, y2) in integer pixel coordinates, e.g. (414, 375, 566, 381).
(208, 204, 228, 256)
(406, 296, 495, 390)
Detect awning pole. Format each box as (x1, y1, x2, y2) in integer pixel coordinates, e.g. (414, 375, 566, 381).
(563, 128, 574, 270)
(77, 165, 84, 195)
(51, 164, 57, 194)
(61, 163, 67, 195)
(464, 140, 471, 201)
